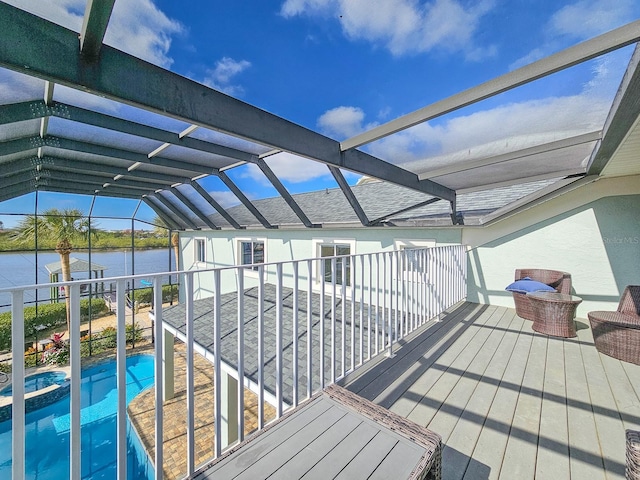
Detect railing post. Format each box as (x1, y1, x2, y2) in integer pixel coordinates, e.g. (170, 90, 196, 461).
(257, 265, 265, 428)
(350, 255, 356, 373)
(292, 262, 299, 407)
(275, 263, 283, 417)
(163, 329, 175, 401)
(11, 290, 25, 480)
(368, 254, 372, 361)
(330, 257, 336, 384)
(153, 277, 164, 480)
(387, 252, 393, 357)
(236, 269, 245, 443)
(213, 270, 222, 457)
(184, 273, 195, 471)
(396, 250, 402, 341)
(319, 259, 325, 389)
(359, 255, 365, 366)
(340, 258, 346, 379)
(375, 253, 380, 355)
(115, 280, 127, 480)
(306, 260, 313, 399)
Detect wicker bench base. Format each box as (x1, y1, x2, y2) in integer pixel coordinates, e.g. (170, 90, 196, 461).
(588, 311, 640, 365)
(627, 430, 640, 480)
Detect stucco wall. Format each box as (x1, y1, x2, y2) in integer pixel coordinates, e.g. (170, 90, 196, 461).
(179, 226, 461, 299)
(178, 175, 639, 316)
(464, 176, 640, 317)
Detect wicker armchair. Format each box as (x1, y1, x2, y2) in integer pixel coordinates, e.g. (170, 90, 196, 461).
(512, 269, 572, 321)
(588, 286, 640, 365)
(627, 429, 640, 480)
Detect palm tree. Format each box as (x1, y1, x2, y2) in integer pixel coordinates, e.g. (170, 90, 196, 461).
(12, 208, 98, 331)
(151, 215, 178, 271)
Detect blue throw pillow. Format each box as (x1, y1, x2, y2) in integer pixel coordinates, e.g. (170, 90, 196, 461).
(505, 278, 556, 294)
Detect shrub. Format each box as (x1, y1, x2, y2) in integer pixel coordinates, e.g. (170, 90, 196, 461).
(99, 326, 117, 349)
(80, 298, 108, 317)
(24, 347, 39, 368)
(0, 298, 108, 351)
(126, 322, 144, 345)
(131, 283, 178, 305)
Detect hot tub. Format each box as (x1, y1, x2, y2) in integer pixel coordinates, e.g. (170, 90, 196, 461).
(1, 371, 68, 396)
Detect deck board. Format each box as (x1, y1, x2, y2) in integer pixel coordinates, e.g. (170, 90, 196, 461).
(342, 301, 640, 480)
(535, 337, 569, 479)
(498, 333, 547, 480)
(564, 326, 606, 480)
(441, 308, 518, 480)
(577, 322, 627, 479)
(194, 301, 640, 480)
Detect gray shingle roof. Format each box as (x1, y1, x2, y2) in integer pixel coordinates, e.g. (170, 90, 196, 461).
(205, 178, 558, 228)
(162, 285, 388, 405)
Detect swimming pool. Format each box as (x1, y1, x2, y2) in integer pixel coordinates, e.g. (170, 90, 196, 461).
(0, 354, 155, 479)
(0, 371, 68, 396)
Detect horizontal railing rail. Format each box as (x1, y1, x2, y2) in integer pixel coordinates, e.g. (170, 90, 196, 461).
(3, 244, 467, 480)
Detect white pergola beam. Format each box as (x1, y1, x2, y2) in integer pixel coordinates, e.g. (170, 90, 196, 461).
(418, 130, 602, 179)
(341, 20, 640, 151)
(79, 0, 116, 59)
(0, 3, 454, 202)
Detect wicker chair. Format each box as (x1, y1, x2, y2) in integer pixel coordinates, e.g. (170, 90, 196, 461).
(512, 269, 572, 321)
(627, 429, 640, 480)
(588, 286, 640, 365)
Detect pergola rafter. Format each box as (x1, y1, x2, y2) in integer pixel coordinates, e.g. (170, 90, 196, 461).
(0, 2, 638, 230)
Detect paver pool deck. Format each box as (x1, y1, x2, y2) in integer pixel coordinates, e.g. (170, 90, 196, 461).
(128, 341, 276, 480)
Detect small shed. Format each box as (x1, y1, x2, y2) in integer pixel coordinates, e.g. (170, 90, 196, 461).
(45, 257, 107, 302)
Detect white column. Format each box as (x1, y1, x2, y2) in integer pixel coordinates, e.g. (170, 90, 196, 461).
(221, 371, 239, 449)
(163, 329, 175, 401)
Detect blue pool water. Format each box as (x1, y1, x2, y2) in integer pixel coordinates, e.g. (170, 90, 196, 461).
(0, 355, 155, 479)
(1, 371, 68, 396)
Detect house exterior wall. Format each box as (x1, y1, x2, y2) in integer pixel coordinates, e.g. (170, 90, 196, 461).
(179, 226, 461, 299)
(464, 175, 640, 317)
(178, 175, 639, 317)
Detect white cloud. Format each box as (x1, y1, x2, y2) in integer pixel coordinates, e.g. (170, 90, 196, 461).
(372, 92, 610, 170)
(549, 0, 636, 40)
(267, 153, 334, 182)
(280, 0, 496, 59)
(208, 190, 241, 209)
(510, 0, 636, 70)
(4, 0, 183, 68)
(339, 58, 617, 170)
(203, 57, 252, 96)
(1, 0, 182, 113)
(1, 0, 85, 30)
(248, 152, 334, 184)
(317, 106, 367, 139)
(107, 0, 183, 68)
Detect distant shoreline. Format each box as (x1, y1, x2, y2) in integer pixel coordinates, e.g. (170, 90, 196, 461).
(0, 246, 169, 254)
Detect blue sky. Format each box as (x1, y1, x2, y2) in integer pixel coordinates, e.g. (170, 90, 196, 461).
(1, 0, 639, 230)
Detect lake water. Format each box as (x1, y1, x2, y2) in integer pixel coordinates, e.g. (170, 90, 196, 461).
(0, 248, 175, 311)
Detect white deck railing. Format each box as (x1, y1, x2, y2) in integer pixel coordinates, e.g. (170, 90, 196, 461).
(3, 244, 467, 480)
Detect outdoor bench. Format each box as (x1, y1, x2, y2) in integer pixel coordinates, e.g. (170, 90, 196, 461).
(195, 384, 442, 479)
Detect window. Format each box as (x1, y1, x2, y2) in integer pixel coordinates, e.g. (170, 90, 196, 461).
(319, 243, 351, 286)
(400, 246, 423, 272)
(195, 238, 205, 263)
(239, 240, 265, 270)
(394, 239, 435, 278)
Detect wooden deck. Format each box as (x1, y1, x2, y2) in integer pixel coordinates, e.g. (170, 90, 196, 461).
(342, 301, 640, 480)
